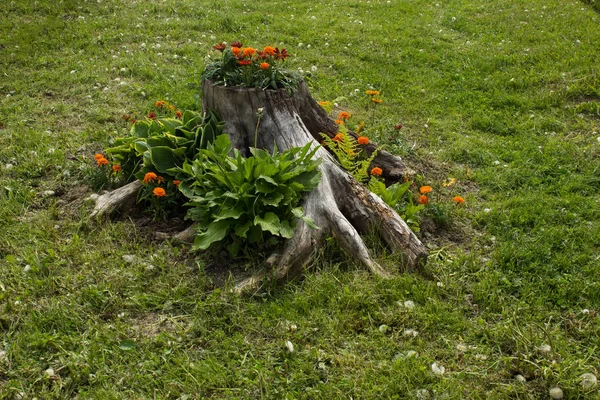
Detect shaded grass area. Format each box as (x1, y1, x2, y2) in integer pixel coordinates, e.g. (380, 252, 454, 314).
(1, 0, 600, 398)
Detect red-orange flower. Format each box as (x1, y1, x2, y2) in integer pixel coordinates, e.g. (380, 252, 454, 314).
(263, 46, 276, 56)
(168, 105, 175, 111)
(112, 164, 122, 172)
(365, 90, 380, 96)
(259, 62, 270, 70)
(334, 119, 345, 125)
(230, 41, 243, 48)
(231, 46, 242, 56)
(371, 167, 383, 176)
(338, 111, 351, 120)
(238, 60, 252, 66)
(419, 195, 429, 205)
(175, 110, 183, 119)
(371, 98, 383, 104)
(242, 47, 256, 57)
(274, 47, 289, 60)
(153, 187, 166, 197)
(156, 176, 166, 183)
(333, 133, 344, 142)
(453, 196, 465, 204)
(213, 42, 226, 51)
(394, 123, 403, 130)
(94, 153, 104, 160)
(419, 186, 432, 194)
(122, 114, 131, 121)
(96, 157, 109, 166)
(155, 100, 167, 108)
(172, 180, 181, 186)
(357, 136, 369, 145)
(148, 112, 157, 119)
(143, 172, 158, 184)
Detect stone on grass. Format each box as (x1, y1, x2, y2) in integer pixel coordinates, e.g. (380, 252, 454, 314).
(549, 387, 563, 399)
(431, 362, 445, 375)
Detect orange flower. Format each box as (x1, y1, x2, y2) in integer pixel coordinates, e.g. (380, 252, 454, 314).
(242, 47, 256, 57)
(338, 111, 351, 120)
(112, 164, 122, 172)
(371, 167, 383, 176)
(172, 180, 181, 186)
(419, 195, 429, 205)
(231, 46, 242, 56)
(419, 186, 432, 194)
(168, 105, 175, 111)
(334, 119, 345, 125)
(156, 176, 165, 183)
(453, 196, 465, 204)
(96, 157, 109, 166)
(213, 42, 226, 51)
(357, 136, 369, 145)
(365, 90, 380, 96)
(155, 100, 167, 108)
(371, 98, 383, 104)
(175, 110, 183, 119)
(153, 187, 166, 197)
(263, 46, 276, 56)
(238, 60, 252, 66)
(356, 121, 365, 134)
(143, 172, 158, 184)
(259, 62, 270, 70)
(333, 133, 344, 142)
(94, 153, 104, 160)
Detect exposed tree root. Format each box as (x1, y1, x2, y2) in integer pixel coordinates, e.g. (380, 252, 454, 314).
(91, 180, 141, 218)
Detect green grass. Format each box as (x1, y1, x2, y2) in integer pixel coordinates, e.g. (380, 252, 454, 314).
(1, 0, 600, 398)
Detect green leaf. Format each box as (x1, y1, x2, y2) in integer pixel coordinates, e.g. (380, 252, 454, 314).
(254, 212, 281, 236)
(119, 339, 136, 351)
(149, 146, 184, 174)
(158, 118, 182, 134)
(234, 220, 253, 238)
(214, 207, 245, 221)
(279, 220, 295, 238)
(193, 220, 230, 250)
(255, 175, 278, 193)
(131, 121, 150, 138)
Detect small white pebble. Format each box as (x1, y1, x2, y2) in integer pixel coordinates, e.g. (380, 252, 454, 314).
(404, 300, 415, 309)
(23, 265, 31, 273)
(379, 324, 389, 333)
(431, 362, 445, 375)
(120, 68, 126, 72)
(405, 350, 418, 358)
(117, 312, 125, 318)
(484, 208, 491, 213)
(5, 163, 14, 170)
(404, 329, 419, 337)
(475, 354, 488, 360)
(285, 340, 294, 353)
(44, 368, 55, 377)
(289, 324, 297, 331)
(43, 190, 56, 197)
(311, 65, 317, 72)
(297, 43, 303, 47)
(122, 254, 136, 263)
(581, 373, 597, 389)
(515, 374, 526, 383)
(437, 281, 444, 288)
(582, 309, 590, 314)
(538, 344, 551, 353)
(456, 344, 467, 352)
(494, 160, 500, 165)
(549, 387, 563, 399)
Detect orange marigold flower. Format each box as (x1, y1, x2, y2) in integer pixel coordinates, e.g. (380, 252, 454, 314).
(153, 187, 167, 197)
(175, 110, 183, 119)
(338, 111, 351, 120)
(263, 46, 276, 56)
(371, 98, 383, 104)
(334, 119, 345, 125)
(156, 176, 165, 183)
(231, 46, 242, 56)
(419, 195, 429, 205)
(453, 196, 465, 204)
(94, 153, 104, 160)
(318, 101, 330, 106)
(259, 62, 270, 70)
(366, 90, 380, 96)
(357, 136, 369, 145)
(371, 167, 383, 176)
(238, 60, 252, 66)
(333, 133, 344, 142)
(419, 186, 432, 194)
(172, 180, 181, 186)
(112, 164, 122, 172)
(168, 105, 175, 111)
(96, 157, 109, 166)
(155, 100, 167, 108)
(143, 172, 158, 184)
(242, 47, 256, 57)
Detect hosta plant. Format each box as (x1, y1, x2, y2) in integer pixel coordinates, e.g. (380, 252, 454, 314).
(179, 134, 321, 256)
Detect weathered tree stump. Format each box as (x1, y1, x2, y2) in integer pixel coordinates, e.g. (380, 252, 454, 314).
(201, 80, 427, 292)
(91, 80, 428, 293)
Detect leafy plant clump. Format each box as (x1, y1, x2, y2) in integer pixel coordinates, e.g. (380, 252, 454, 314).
(202, 41, 300, 91)
(179, 134, 321, 256)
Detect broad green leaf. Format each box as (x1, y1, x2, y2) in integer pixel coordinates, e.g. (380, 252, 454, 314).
(214, 207, 245, 221)
(234, 220, 253, 238)
(131, 121, 150, 138)
(279, 220, 295, 238)
(255, 175, 278, 193)
(193, 220, 230, 250)
(158, 118, 182, 134)
(254, 212, 281, 236)
(149, 146, 184, 174)
(261, 191, 284, 207)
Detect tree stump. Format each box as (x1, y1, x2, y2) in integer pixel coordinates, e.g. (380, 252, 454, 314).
(201, 80, 427, 292)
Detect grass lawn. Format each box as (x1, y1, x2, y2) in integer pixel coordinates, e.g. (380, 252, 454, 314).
(1, 0, 600, 398)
